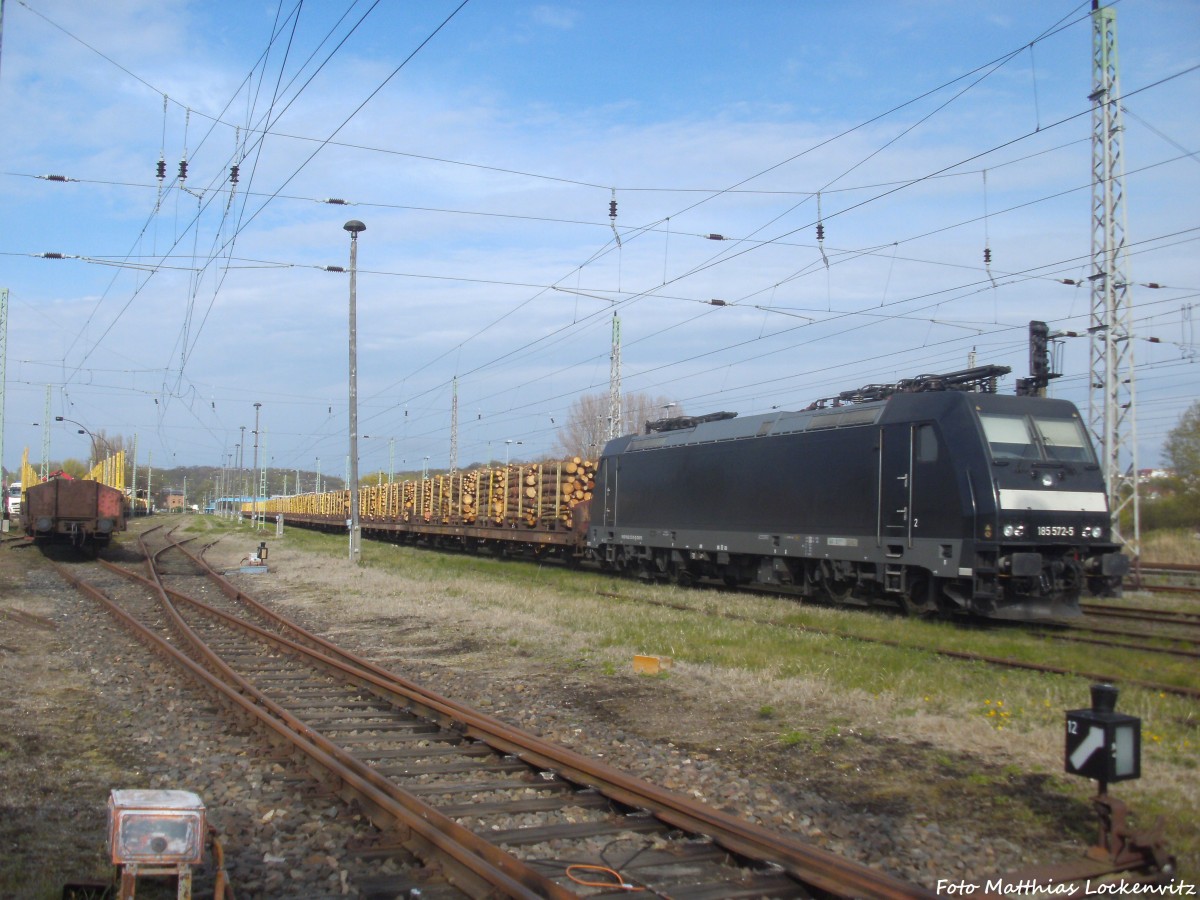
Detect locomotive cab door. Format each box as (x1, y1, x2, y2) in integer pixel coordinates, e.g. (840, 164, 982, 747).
(597, 458, 617, 528)
(878, 424, 913, 549)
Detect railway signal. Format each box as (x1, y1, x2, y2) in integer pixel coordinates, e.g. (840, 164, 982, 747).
(1065, 683, 1140, 786)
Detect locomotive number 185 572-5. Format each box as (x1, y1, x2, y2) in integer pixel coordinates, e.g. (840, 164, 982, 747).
(1037, 525, 1076, 537)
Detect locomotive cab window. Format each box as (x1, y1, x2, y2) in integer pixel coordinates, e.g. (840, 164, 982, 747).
(979, 413, 1096, 464)
(915, 424, 938, 463)
(979, 414, 1038, 461)
(1032, 416, 1095, 464)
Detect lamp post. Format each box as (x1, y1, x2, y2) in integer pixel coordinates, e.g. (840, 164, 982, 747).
(251, 401, 262, 529)
(344, 219, 366, 562)
(54, 416, 109, 470)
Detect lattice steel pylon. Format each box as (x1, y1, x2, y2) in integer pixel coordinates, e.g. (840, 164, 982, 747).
(608, 313, 622, 440)
(1088, 2, 1140, 561)
(41, 385, 50, 481)
(449, 375, 458, 474)
(0, 288, 7, 490)
(257, 429, 268, 530)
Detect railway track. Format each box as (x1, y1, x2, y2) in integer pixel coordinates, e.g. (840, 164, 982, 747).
(596, 592, 1200, 701)
(1040, 597, 1200, 659)
(55, 525, 947, 899)
(1126, 562, 1200, 596)
(1082, 602, 1200, 629)
(1030, 624, 1200, 661)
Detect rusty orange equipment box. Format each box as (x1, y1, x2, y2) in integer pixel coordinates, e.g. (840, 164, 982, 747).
(107, 789, 206, 866)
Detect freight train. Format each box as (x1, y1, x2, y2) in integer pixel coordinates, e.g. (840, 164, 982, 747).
(23, 476, 128, 550)
(252, 365, 1128, 620)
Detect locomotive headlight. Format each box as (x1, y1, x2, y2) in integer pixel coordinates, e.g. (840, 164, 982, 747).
(1002, 523, 1026, 539)
(1002, 524, 1014, 538)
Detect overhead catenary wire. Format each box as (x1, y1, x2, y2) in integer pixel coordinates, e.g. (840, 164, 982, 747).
(10, 2, 1198, 471)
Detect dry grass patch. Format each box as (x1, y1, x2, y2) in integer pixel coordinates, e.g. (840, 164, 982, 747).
(205, 521, 1198, 872)
(1140, 529, 1200, 565)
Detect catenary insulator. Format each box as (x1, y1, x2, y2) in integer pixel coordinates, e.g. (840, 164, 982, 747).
(178, 159, 188, 181)
(229, 165, 239, 185)
(156, 159, 166, 180)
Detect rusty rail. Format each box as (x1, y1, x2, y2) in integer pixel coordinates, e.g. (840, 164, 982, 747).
(54, 519, 1174, 897)
(58, 542, 565, 898)
(169, 531, 933, 899)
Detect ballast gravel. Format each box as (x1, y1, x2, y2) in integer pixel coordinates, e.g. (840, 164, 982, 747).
(0, 534, 1087, 898)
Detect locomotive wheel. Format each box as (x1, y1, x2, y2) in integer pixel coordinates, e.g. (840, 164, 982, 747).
(823, 579, 855, 603)
(1087, 574, 1120, 598)
(817, 560, 855, 603)
(900, 576, 938, 617)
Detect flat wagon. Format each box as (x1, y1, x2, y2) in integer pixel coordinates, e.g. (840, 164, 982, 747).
(24, 477, 127, 549)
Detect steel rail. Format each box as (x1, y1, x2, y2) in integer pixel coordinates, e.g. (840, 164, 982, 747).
(66, 544, 565, 899)
(595, 589, 1200, 701)
(170, 533, 940, 899)
(181, 530, 1177, 893)
(1082, 603, 1200, 625)
(1032, 629, 1200, 660)
(132, 529, 575, 900)
(1138, 562, 1200, 573)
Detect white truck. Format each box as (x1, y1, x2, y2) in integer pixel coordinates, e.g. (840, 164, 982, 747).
(5, 481, 22, 520)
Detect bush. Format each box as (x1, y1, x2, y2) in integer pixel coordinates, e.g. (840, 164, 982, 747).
(1140, 493, 1200, 532)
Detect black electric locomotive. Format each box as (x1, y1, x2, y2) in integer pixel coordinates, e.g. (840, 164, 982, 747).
(587, 366, 1128, 619)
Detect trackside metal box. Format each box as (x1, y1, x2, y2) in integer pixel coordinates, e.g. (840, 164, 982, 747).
(107, 789, 206, 865)
(1064, 684, 1141, 784)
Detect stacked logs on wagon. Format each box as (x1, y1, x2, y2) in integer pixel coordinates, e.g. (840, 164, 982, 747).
(390, 458, 596, 528)
(263, 457, 598, 529)
(484, 457, 596, 528)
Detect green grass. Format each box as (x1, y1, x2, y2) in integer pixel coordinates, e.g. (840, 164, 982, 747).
(268, 524, 1197, 760)
(164, 518, 1200, 871)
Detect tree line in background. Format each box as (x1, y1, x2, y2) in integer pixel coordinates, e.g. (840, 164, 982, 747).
(1141, 399, 1200, 532)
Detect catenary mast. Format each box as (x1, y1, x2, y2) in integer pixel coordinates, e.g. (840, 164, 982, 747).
(1088, 1, 1140, 561)
(608, 313, 622, 440)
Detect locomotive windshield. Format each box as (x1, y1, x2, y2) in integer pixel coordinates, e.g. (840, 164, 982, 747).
(979, 412, 1095, 464)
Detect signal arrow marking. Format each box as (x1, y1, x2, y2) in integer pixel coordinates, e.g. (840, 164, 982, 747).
(1070, 726, 1106, 770)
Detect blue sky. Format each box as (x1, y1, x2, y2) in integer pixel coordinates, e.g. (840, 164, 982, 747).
(2, 0, 1198, 484)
